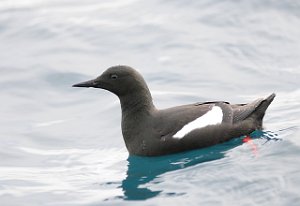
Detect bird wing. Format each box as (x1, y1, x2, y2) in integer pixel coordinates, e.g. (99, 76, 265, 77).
(153, 95, 275, 141)
(153, 102, 227, 139)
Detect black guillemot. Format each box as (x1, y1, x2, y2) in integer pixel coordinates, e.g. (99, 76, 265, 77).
(73, 65, 275, 156)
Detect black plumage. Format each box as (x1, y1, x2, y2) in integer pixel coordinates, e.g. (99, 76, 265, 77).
(73, 65, 275, 156)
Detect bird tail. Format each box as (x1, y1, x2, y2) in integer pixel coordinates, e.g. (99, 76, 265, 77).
(250, 93, 276, 128)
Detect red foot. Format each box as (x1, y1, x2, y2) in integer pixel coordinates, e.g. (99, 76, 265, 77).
(242, 135, 258, 156)
(242, 135, 252, 143)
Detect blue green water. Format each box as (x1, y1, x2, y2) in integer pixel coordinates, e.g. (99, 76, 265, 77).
(0, 0, 300, 205)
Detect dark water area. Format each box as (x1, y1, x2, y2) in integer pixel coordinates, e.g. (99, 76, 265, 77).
(0, 0, 300, 205)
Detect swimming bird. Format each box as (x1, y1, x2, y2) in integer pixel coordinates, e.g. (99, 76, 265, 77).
(73, 65, 275, 156)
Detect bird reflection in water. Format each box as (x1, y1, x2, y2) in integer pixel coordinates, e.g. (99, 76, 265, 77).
(120, 130, 272, 201)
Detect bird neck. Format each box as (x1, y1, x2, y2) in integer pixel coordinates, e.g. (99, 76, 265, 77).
(119, 89, 155, 114)
(119, 89, 155, 154)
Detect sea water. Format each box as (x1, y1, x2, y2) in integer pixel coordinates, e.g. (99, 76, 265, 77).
(0, 0, 300, 205)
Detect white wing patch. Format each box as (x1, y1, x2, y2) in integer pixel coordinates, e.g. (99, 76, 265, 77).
(173, 106, 223, 139)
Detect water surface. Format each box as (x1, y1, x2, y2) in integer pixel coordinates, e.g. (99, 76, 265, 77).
(1, 0, 300, 205)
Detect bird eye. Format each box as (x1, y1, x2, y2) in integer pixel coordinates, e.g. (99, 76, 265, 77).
(110, 74, 118, 80)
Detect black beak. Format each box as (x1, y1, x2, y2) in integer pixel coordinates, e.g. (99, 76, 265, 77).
(72, 79, 96, 88)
